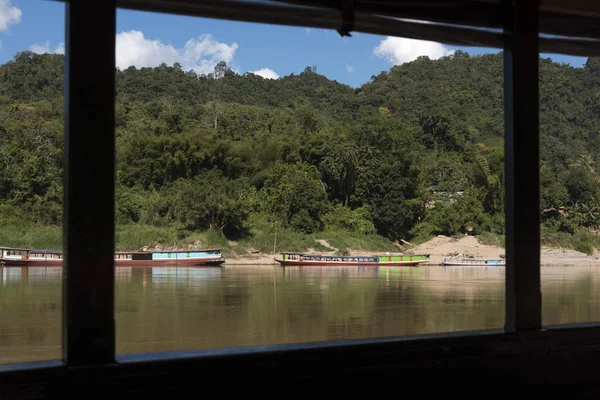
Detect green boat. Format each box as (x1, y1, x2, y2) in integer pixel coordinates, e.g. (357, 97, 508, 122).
(275, 253, 430, 267)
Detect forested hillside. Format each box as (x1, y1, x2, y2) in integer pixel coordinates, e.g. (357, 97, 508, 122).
(1, 50, 599, 253)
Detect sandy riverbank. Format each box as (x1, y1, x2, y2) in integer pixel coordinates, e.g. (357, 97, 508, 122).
(222, 235, 600, 266)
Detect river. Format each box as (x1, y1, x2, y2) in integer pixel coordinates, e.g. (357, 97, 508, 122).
(0, 265, 598, 364)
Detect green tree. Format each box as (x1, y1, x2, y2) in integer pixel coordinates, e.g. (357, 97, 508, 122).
(171, 170, 250, 235)
(261, 162, 328, 233)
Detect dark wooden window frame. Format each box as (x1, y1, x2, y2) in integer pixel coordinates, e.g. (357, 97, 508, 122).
(3, 0, 600, 395)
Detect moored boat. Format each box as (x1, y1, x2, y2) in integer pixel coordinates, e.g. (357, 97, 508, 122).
(442, 258, 505, 267)
(113, 249, 225, 266)
(275, 252, 430, 267)
(0, 248, 63, 267)
(0, 247, 225, 267)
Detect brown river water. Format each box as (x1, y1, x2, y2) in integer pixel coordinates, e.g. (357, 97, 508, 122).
(0, 265, 598, 364)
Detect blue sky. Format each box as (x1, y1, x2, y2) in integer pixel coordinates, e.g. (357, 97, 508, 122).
(0, 0, 589, 88)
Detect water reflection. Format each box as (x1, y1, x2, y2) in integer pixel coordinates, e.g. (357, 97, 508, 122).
(283, 265, 380, 279)
(542, 266, 600, 325)
(2, 265, 599, 364)
(0, 267, 62, 364)
(118, 265, 504, 353)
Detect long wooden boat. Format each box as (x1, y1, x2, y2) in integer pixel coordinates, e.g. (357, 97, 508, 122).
(0, 248, 64, 266)
(442, 258, 505, 267)
(0, 247, 225, 267)
(275, 252, 430, 267)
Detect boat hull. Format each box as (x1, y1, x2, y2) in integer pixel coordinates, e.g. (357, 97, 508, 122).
(0, 258, 64, 267)
(113, 258, 225, 267)
(442, 259, 505, 267)
(275, 258, 427, 267)
(1, 257, 225, 267)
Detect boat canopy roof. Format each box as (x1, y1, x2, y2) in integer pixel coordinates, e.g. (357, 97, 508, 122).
(114, 248, 222, 254)
(444, 258, 503, 261)
(280, 252, 430, 258)
(1, 247, 61, 252)
(1, 247, 222, 254)
(280, 253, 378, 259)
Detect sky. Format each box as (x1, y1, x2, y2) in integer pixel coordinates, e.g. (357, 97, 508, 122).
(0, 0, 590, 88)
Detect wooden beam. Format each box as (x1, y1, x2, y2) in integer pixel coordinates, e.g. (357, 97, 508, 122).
(47, 0, 600, 55)
(503, 0, 542, 332)
(63, 0, 116, 366)
(6, 325, 600, 396)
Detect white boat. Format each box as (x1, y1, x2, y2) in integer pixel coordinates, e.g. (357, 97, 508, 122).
(442, 258, 505, 266)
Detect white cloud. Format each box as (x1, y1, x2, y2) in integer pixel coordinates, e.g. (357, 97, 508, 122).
(373, 36, 454, 65)
(29, 41, 65, 55)
(249, 68, 279, 79)
(0, 0, 21, 32)
(116, 31, 238, 75)
(54, 42, 65, 55)
(28, 32, 238, 75)
(346, 64, 355, 73)
(181, 34, 238, 74)
(116, 31, 179, 69)
(305, 28, 311, 34)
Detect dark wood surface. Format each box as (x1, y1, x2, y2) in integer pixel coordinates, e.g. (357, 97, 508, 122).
(3, 326, 600, 397)
(503, 0, 542, 332)
(63, 0, 116, 366)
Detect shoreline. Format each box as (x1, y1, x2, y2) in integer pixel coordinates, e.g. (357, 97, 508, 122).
(222, 258, 600, 267)
(2, 234, 599, 267)
(221, 235, 600, 267)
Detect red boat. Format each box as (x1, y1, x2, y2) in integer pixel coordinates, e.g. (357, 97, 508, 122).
(0, 247, 225, 267)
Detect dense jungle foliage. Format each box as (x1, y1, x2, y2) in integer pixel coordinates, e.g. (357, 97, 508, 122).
(1, 50, 599, 253)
